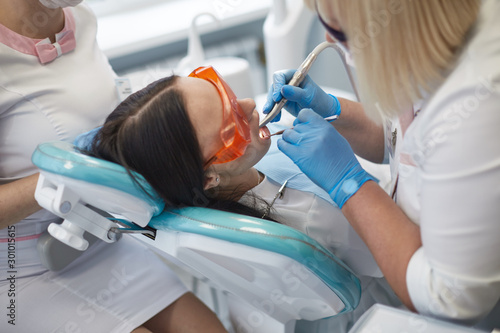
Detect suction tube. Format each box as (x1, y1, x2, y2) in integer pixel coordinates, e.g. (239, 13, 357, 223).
(259, 41, 359, 128)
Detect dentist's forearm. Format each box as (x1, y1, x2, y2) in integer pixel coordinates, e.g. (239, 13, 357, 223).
(0, 173, 41, 229)
(341, 181, 422, 311)
(334, 98, 385, 163)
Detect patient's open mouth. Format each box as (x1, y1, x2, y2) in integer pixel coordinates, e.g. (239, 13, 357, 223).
(259, 126, 271, 139)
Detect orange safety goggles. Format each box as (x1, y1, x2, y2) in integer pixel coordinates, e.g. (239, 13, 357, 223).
(188, 66, 251, 168)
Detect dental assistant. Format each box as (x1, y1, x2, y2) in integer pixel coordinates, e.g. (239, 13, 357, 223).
(0, 1, 226, 332)
(265, 0, 500, 329)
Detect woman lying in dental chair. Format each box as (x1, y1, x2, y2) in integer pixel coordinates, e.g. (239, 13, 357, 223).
(84, 66, 401, 332)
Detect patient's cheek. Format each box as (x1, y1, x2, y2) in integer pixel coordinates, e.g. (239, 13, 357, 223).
(244, 141, 270, 167)
(198, 131, 225, 162)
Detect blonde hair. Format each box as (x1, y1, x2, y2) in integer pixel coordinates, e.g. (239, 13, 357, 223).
(307, 0, 480, 120)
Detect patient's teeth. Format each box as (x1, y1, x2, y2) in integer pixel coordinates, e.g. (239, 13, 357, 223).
(259, 127, 271, 139)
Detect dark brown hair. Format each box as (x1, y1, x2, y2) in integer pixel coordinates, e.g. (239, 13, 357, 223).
(91, 75, 272, 220)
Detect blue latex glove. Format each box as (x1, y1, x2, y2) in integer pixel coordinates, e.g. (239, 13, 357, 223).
(262, 69, 341, 123)
(277, 109, 375, 208)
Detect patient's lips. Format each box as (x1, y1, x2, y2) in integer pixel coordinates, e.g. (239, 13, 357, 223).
(259, 126, 271, 140)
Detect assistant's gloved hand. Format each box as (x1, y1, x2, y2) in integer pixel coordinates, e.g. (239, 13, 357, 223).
(278, 109, 375, 208)
(262, 69, 341, 123)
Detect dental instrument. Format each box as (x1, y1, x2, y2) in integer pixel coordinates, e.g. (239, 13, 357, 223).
(267, 114, 338, 137)
(259, 41, 359, 128)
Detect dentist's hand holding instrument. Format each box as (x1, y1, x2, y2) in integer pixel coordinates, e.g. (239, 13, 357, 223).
(261, 70, 342, 125)
(260, 42, 343, 127)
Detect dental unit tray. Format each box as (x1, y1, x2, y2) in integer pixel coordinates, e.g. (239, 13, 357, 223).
(32, 141, 361, 333)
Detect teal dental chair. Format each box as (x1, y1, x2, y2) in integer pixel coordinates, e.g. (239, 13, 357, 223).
(32, 141, 361, 333)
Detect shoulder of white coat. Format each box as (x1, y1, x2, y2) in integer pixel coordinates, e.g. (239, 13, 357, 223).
(69, 3, 98, 32)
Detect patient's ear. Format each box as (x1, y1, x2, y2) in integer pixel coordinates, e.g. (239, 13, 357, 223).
(203, 170, 220, 190)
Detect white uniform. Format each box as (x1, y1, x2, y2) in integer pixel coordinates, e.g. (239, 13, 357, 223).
(387, 0, 500, 328)
(0, 4, 187, 332)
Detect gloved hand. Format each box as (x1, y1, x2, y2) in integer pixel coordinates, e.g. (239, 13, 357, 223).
(277, 109, 375, 208)
(262, 69, 341, 123)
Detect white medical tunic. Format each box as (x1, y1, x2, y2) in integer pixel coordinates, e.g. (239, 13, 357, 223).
(387, 0, 500, 328)
(0, 4, 187, 332)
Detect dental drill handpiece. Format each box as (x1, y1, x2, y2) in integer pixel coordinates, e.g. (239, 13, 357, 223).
(259, 42, 338, 128)
(259, 52, 319, 128)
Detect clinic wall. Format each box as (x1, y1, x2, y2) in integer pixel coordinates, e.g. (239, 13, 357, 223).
(109, 15, 355, 100)
(109, 19, 265, 74)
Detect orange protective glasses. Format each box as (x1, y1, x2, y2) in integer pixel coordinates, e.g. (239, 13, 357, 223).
(188, 66, 251, 168)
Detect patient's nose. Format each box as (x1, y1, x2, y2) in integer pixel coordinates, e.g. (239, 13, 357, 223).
(238, 98, 256, 119)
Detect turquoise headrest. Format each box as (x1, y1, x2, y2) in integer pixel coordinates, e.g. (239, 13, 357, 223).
(32, 141, 165, 216)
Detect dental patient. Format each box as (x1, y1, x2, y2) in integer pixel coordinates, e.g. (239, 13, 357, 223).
(87, 66, 401, 332)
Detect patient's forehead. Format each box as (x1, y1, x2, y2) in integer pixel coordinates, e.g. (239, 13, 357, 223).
(178, 77, 224, 161)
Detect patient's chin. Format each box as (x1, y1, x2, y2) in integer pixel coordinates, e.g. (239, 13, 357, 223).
(247, 143, 270, 167)
(228, 143, 269, 174)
